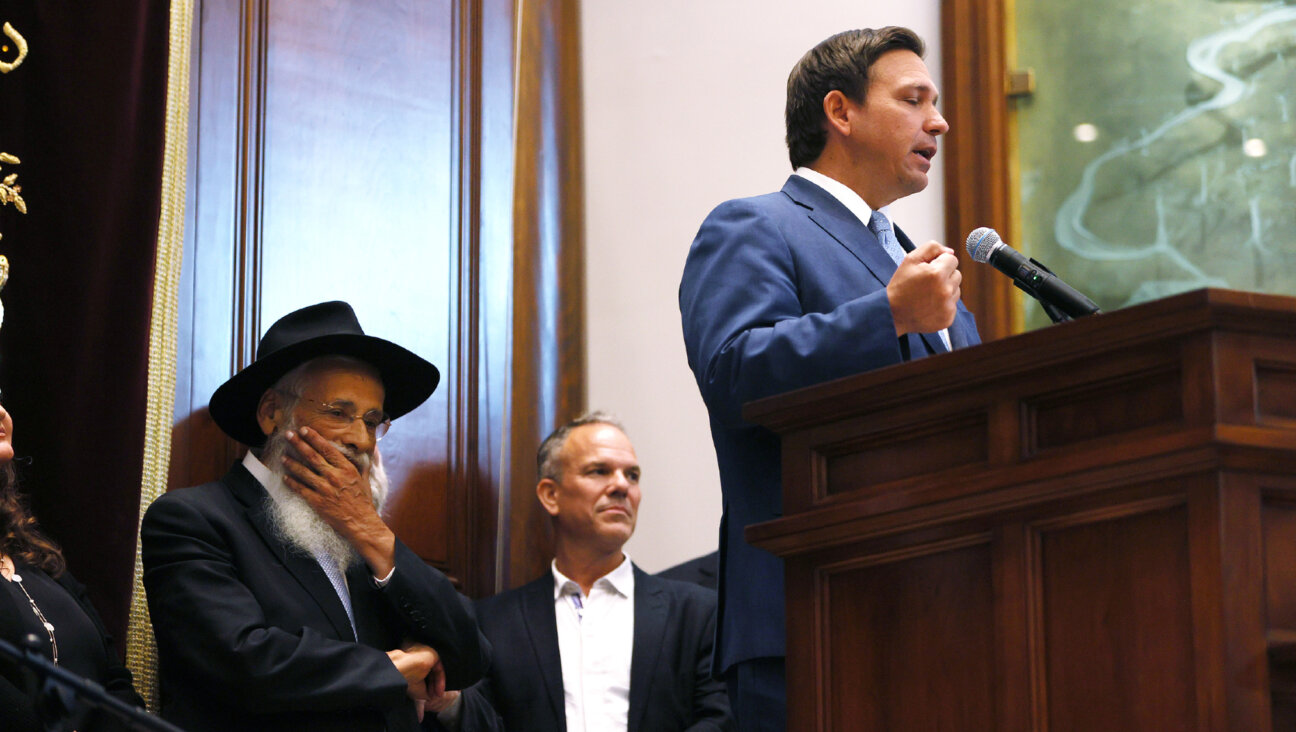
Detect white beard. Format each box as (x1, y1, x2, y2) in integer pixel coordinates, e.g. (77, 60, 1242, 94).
(258, 425, 389, 574)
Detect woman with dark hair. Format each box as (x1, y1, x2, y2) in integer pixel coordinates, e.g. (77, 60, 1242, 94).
(0, 397, 144, 730)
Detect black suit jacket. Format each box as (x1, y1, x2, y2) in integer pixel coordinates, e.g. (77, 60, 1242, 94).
(141, 462, 488, 732)
(454, 566, 732, 732)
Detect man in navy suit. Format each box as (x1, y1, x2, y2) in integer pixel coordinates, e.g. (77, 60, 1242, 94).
(431, 413, 732, 731)
(679, 27, 981, 730)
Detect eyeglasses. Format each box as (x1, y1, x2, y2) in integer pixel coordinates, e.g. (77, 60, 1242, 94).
(278, 390, 392, 441)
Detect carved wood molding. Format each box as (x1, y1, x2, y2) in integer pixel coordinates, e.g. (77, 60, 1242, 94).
(234, 0, 266, 374)
(505, 0, 586, 591)
(942, 0, 1019, 341)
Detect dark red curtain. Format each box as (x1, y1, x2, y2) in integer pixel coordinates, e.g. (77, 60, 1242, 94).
(0, 0, 171, 650)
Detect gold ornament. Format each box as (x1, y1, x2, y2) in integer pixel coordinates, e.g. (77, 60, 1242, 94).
(0, 23, 28, 73)
(0, 154, 24, 215)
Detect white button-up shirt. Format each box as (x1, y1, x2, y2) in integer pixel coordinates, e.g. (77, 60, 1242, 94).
(553, 555, 635, 732)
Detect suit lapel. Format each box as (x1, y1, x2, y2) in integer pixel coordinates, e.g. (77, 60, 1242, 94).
(521, 578, 567, 728)
(348, 563, 385, 646)
(786, 176, 958, 357)
(782, 175, 899, 288)
(227, 464, 358, 641)
(628, 568, 667, 732)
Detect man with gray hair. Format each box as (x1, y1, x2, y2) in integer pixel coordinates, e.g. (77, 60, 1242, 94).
(431, 413, 732, 731)
(142, 301, 488, 732)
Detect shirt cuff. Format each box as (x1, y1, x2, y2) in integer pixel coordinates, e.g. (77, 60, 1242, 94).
(436, 693, 464, 730)
(372, 566, 395, 587)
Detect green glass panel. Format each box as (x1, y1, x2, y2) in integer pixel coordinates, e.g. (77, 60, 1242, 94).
(1015, 1, 1296, 329)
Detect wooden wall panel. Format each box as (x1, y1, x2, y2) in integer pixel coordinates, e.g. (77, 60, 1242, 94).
(1263, 487, 1296, 728)
(504, 0, 586, 591)
(257, 0, 458, 567)
(172, 0, 578, 597)
(1264, 498, 1296, 632)
(821, 538, 996, 730)
(1037, 503, 1197, 730)
(941, 0, 1018, 341)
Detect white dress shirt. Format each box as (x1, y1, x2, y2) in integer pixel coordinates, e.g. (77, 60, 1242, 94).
(794, 166, 951, 348)
(553, 555, 635, 732)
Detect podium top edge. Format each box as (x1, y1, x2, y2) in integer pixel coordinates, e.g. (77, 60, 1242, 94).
(742, 287, 1296, 428)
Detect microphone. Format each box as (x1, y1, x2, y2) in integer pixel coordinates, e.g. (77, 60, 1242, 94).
(965, 227, 1100, 321)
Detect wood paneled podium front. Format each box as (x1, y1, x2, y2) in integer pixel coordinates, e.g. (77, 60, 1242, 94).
(743, 289, 1296, 731)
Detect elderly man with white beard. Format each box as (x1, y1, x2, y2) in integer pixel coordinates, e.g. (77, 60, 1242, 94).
(141, 301, 488, 732)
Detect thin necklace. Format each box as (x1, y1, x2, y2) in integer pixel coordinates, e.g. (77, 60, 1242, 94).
(2, 554, 58, 666)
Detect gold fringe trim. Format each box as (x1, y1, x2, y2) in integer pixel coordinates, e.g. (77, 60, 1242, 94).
(126, 0, 193, 712)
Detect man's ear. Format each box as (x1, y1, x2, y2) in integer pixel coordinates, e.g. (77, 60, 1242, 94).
(822, 89, 853, 137)
(255, 390, 281, 438)
(536, 478, 561, 518)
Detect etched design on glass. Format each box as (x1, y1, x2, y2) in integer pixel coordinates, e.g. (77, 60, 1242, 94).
(1016, 1, 1296, 329)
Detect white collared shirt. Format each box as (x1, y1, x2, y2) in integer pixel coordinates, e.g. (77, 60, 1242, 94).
(553, 556, 635, 732)
(794, 166, 951, 348)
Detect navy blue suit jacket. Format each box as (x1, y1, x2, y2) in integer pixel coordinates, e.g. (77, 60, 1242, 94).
(453, 566, 732, 731)
(678, 175, 981, 672)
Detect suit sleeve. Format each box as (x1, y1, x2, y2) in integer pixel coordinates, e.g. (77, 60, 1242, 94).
(379, 539, 489, 690)
(684, 595, 734, 731)
(141, 493, 410, 714)
(679, 198, 905, 428)
(430, 679, 505, 732)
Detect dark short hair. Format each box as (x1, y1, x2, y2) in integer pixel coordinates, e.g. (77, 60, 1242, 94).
(785, 27, 926, 169)
(536, 411, 626, 481)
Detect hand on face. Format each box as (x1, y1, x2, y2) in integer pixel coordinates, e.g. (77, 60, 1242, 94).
(279, 425, 395, 576)
(281, 425, 376, 520)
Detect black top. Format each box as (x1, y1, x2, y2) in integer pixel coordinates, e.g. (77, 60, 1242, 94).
(0, 561, 143, 732)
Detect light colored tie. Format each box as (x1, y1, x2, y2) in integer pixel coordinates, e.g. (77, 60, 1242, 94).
(868, 210, 953, 352)
(315, 551, 358, 638)
(867, 210, 908, 266)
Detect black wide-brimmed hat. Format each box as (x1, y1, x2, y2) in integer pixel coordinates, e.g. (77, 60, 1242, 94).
(208, 301, 440, 447)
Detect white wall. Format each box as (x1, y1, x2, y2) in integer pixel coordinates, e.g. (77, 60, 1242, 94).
(581, 1, 944, 572)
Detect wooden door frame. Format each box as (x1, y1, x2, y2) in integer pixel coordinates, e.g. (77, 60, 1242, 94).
(942, 0, 1019, 342)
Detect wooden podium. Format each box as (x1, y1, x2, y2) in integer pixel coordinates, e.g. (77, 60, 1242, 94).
(744, 289, 1296, 731)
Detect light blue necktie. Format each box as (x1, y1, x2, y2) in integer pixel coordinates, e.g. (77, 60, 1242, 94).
(868, 210, 908, 266)
(314, 551, 358, 638)
(868, 210, 953, 352)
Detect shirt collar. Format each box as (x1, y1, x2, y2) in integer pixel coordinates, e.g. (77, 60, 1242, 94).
(242, 450, 273, 489)
(551, 554, 635, 599)
(794, 166, 891, 230)
(243, 451, 297, 512)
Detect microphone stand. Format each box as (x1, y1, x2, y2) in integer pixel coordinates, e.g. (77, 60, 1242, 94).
(1014, 258, 1088, 324)
(0, 633, 185, 732)
(1037, 299, 1071, 325)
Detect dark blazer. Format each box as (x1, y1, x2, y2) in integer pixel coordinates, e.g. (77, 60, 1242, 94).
(678, 175, 981, 673)
(657, 551, 718, 592)
(141, 462, 488, 732)
(453, 566, 732, 731)
(0, 567, 143, 731)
